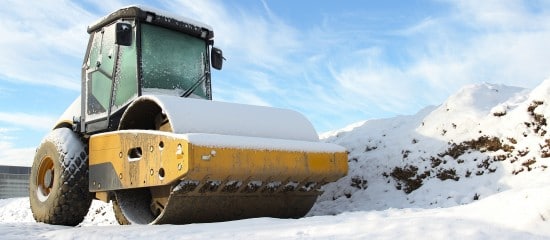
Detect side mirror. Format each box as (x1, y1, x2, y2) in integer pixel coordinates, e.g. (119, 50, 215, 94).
(211, 47, 224, 70)
(115, 22, 132, 46)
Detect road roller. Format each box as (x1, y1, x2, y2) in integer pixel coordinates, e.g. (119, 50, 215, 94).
(29, 5, 348, 225)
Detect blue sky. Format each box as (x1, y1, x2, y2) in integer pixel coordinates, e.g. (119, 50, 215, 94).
(1, 0, 550, 166)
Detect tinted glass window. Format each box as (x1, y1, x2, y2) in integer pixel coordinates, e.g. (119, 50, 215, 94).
(141, 24, 207, 98)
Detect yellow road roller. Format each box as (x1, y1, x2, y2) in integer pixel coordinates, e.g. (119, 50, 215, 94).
(29, 5, 348, 225)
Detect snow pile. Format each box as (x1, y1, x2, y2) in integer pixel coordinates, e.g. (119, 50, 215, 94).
(0, 198, 116, 225)
(312, 80, 550, 214)
(0, 198, 34, 223)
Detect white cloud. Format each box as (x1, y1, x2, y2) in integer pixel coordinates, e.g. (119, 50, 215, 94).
(0, 0, 99, 90)
(330, 48, 412, 112)
(231, 92, 272, 107)
(0, 128, 35, 166)
(0, 114, 57, 167)
(0, 112, 56, 130)
(0, 140, 34, 167)
(395, 17, 438, 36)
(81, 0, 128, 14)
(448, 0, 550, 31)
(411, 1, 550, 88)
(242, 70, 282, 93)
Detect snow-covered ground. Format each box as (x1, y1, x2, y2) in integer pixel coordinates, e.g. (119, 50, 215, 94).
(1, 79, 550, 239)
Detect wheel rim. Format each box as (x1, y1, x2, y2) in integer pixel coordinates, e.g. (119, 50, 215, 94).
(37, 156, 55, 198)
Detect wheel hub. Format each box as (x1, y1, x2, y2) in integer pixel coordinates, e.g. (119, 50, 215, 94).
(44, 169, 53, 188)
(37, 156, 54, 197)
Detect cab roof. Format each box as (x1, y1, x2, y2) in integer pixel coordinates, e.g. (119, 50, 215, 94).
(87, 5, 214, 41)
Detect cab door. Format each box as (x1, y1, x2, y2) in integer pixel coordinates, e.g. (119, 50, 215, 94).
(82, 20, 137, 133)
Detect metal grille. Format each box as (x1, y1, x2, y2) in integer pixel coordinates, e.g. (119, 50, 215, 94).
(0, 166, 31, 199)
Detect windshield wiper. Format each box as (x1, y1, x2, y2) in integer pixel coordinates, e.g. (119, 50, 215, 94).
(180, 73, 207, 98)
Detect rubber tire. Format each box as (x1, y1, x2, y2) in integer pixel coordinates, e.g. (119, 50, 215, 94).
(29, 128, 93, 226)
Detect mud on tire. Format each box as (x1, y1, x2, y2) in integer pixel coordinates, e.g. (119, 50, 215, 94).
(29, 128, 93, 226)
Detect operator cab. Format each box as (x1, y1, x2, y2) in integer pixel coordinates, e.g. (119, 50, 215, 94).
(81, 6, 223, 133)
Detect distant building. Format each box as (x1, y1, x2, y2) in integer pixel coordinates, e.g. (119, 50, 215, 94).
(0, 165, 31, 199)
